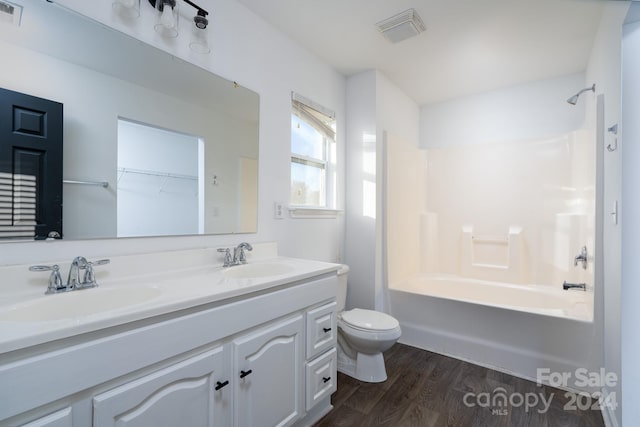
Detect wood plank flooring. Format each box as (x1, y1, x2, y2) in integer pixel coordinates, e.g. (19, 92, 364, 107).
(314, 343, 605, 427)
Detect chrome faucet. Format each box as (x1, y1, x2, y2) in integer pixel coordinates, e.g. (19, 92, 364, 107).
(30, 257, 110, 294)
(218, 242, 253, 267)
(233, 242, 253, 265)
(563, 281, 586, 291)
(574, 246, 588, 270)
(67, 256, 88, 289)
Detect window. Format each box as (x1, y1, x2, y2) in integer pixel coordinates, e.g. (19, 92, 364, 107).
(290, 93, 336, 208)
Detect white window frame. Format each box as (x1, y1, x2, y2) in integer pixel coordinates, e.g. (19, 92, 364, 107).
(290, 92, 339, 217)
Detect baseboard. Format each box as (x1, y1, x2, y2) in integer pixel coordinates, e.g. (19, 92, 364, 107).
(294, 397, 332, 427)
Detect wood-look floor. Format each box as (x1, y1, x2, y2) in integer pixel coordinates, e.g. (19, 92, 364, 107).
(314, 343, 605, 427)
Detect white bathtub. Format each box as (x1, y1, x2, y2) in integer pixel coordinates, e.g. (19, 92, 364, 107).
(391, 274, 593, 322)
(387, 274, 600, 393)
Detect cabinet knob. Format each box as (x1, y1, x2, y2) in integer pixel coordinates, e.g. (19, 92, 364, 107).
(240, 369, 253, 378)
(323, 327, 332, 333)
(322, 376, 331, 383)
(215, 380, 229, 390)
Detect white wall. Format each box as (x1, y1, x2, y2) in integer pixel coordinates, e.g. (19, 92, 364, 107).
(0, 0, 345, 265)
(420, 73, 586, 149)
(345, 71, 377, 310)
(621, 6, 640, 427)
(375, 73, 421, 311)
(586, 3, 630, 426)
(344, 70, 420, 311)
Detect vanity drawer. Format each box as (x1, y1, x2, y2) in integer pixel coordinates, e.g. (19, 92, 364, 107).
(305, 348, 337, 411)
(306, 301, 337, 359)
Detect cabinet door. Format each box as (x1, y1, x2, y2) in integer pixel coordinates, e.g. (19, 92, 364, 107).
(93, 346, 230, 427)
(233, 315, 304, 427)
(20, 407, 72, 427)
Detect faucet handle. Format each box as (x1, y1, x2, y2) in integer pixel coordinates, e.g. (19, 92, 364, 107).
(29, 264, 65, 294)
(237, 247, 248, 264)
(217, 248, 232, 267)
(82, 259, 110, 288)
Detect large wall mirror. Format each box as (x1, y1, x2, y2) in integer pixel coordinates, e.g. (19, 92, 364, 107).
(0, 0, 259, 241)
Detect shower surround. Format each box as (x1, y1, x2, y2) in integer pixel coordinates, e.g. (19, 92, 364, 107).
(384, 129, 599, 392)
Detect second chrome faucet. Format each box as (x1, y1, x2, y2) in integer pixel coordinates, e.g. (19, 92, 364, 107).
(218, 242, 253, 267)
(30, 256, 111, 294)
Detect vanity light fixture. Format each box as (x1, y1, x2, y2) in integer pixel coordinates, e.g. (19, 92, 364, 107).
(148, 0, 210, 51)
(113, 0, 211, 52)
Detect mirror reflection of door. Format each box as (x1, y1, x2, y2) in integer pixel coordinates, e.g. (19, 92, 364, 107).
(0, 87, 63, 240)
(116, 119, 202, 237)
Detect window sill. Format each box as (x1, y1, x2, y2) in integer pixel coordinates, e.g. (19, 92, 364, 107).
(288, 207, 343, 219)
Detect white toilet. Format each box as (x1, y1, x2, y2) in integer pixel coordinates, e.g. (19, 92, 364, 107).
(336, 265, 402, 382)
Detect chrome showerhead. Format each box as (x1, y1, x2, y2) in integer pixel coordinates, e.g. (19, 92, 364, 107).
(567, 84, 596, 105)
(567, 94, 580, 105)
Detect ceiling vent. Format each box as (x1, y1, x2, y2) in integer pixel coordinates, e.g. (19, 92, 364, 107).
(375, 9, 425, 44)
(0, 0, 22, 26)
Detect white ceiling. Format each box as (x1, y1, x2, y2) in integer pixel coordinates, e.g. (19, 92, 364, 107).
(235, 0, 605, 105)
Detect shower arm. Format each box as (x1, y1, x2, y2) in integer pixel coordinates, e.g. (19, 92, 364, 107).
(567, 83, 596, 105)
(575, 84, 596, 97)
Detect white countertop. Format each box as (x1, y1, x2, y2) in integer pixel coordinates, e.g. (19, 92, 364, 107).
(0, 246, 340, 354)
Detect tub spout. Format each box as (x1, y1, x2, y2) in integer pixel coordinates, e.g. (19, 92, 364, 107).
(563, 281, 586, 291)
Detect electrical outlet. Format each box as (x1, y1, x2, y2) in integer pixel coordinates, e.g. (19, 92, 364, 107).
(274, 202, 285, 219)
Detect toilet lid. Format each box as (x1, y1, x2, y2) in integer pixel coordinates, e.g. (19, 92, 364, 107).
(341, 308, 399, 331)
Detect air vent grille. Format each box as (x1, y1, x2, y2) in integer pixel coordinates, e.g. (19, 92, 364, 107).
(0, 0, 22, 26)
(375, 9, 425, 44)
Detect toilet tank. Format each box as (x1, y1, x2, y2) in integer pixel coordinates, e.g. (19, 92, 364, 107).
(336, 265, 349, 312)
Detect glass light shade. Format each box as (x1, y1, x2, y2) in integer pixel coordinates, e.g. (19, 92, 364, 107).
(112, 0, 140, 18)
(189, 24, 210, 54)
(154, 1, 179, 38)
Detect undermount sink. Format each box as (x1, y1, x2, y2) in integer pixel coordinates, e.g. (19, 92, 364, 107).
(0, 286, 162, 322)
(222, 262, 295, 279)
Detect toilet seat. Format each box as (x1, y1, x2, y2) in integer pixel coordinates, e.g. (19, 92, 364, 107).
(340, 308, 399, 332)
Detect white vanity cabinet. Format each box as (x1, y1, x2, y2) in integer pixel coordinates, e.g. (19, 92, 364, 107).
(1, 271, 338, 427)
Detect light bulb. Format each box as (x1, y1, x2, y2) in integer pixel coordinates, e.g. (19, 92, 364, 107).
(160, 5, 175, 29)
(154, 1, 178, 37)
(112, 0, 140, 18)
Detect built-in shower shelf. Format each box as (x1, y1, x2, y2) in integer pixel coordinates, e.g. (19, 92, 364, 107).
(471, 235, 509, 244)
(462, 226, 524, 283)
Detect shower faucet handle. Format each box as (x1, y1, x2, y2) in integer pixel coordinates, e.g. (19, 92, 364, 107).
(574, 246, 588, 270)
